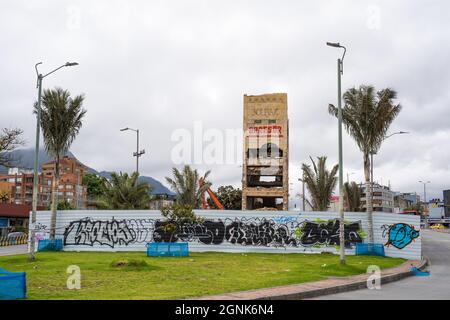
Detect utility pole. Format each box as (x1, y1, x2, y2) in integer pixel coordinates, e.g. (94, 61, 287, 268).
(327, 41, 346, 265)
(120, 127, 145, 175)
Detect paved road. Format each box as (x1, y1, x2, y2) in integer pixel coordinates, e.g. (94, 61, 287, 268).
(313, 229, 450, 299)
(0, 244, 28, 257)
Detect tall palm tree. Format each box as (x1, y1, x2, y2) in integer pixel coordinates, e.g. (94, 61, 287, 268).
(329, 85, 401, 241)
(301, 156, 338, 211)
(344, 181, 361, 212)
(165, 165, 211, 208)
(102, 172, 152, 209)
(35, 88, 86, 239)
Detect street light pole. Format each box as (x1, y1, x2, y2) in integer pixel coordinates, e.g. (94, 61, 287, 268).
(120, 127, 145, 175)
(418, 180, 431, 228)
(302, 174, 306, 211)
(136, 129, 139, 173)
(418, 180, 430, 203)
(30, 62, 78, 261)
(327, 41, 346, 265)
(298, 175, 306, 211)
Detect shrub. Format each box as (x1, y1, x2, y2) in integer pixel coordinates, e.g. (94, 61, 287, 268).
(110, 259, 149, 268)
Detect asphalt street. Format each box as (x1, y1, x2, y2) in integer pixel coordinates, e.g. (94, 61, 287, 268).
(313, 229, 450, 299)
(0, 244, 28, 257)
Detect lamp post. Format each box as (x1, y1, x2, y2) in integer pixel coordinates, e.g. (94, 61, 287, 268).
(298, 175, 306, 211)
(120, 127, 145, 174)
(418, 180, 431, 203)
(327, 41, 346, 265)
(29, 62, 79, 261)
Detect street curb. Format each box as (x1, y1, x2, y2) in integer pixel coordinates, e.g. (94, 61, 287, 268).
(264, 258, 429, 300)
(260, 259, 428, 300)
(195, 259, 428, 300)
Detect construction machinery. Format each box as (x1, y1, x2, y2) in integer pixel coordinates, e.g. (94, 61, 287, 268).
(199, 178, 224, 210)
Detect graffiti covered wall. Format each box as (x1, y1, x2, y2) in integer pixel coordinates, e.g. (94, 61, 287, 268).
(30, 210, 421, 259)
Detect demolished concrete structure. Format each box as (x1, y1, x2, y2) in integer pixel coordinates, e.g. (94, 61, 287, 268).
(242, 93, 289, 210)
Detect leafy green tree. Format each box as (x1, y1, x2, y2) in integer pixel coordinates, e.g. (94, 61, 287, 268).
(406, 203, 423, 215)
(160, 204, 204, 242)
(82, 173, 106, 198)
(102, 172, 152, 209)
(208, 185, 242, 210)
(165, 165, 211, 208)
(344, 181, 361, 212)
(35, 87, 86, 239)
(57, 200, 74, 210)
(329, 85, 401, 241)
(301, 156, 338, 211)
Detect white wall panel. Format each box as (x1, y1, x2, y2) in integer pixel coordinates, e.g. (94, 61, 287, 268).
(30, 210, 421, 260)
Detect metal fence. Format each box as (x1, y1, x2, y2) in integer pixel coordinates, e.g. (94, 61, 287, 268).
(0, 234, 28, 247)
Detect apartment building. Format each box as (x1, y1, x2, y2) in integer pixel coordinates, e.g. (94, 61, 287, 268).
(360, 183, 395, 213)
(0, 168, 52, 206)
(42, 156, 88, 208)
(0, 156, 87, 208)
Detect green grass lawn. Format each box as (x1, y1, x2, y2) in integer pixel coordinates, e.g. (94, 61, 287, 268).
(0, 251, 405, 300)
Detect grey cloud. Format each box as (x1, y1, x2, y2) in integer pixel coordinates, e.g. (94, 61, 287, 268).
(1, 0, 449, 200)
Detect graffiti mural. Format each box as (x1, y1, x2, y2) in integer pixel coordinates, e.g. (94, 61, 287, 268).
(224, 218, 297, 247)
(64, 218, 137, 248)
(63, 216, 363, 249)
(382, 223, 420, 249)
(153, 220, 225, 245)
(153, 218, 297, 247)
(297, 219, 363, 248)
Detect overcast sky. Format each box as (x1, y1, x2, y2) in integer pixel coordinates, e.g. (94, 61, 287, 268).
(1, 0, 449, 201)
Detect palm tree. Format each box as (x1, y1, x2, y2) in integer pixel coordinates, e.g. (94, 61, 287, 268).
(329, 85, 401, 241)
(165, 165, 211, 208)
(301, 156, 338, 211)
(35, 88, 86, 239)
(344, 181, 361, 212)
(102, 172, 152, 209)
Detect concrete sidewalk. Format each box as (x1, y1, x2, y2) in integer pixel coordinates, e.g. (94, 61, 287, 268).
(195, 259, 424, 300)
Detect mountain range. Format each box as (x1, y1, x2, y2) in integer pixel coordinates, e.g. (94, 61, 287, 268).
(0, 148, 175, 196)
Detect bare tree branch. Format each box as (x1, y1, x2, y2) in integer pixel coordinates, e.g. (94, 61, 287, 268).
(0, 128, 24, 167)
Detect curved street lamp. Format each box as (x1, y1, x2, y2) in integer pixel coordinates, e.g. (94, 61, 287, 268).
(327, 41, 347, 265)
(30, 61, 79, 261)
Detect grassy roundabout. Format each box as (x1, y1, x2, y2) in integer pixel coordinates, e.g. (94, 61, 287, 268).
(0, 251, 404, 300)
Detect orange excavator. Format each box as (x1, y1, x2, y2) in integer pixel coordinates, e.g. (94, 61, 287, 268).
(199, 178, 224, 210)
